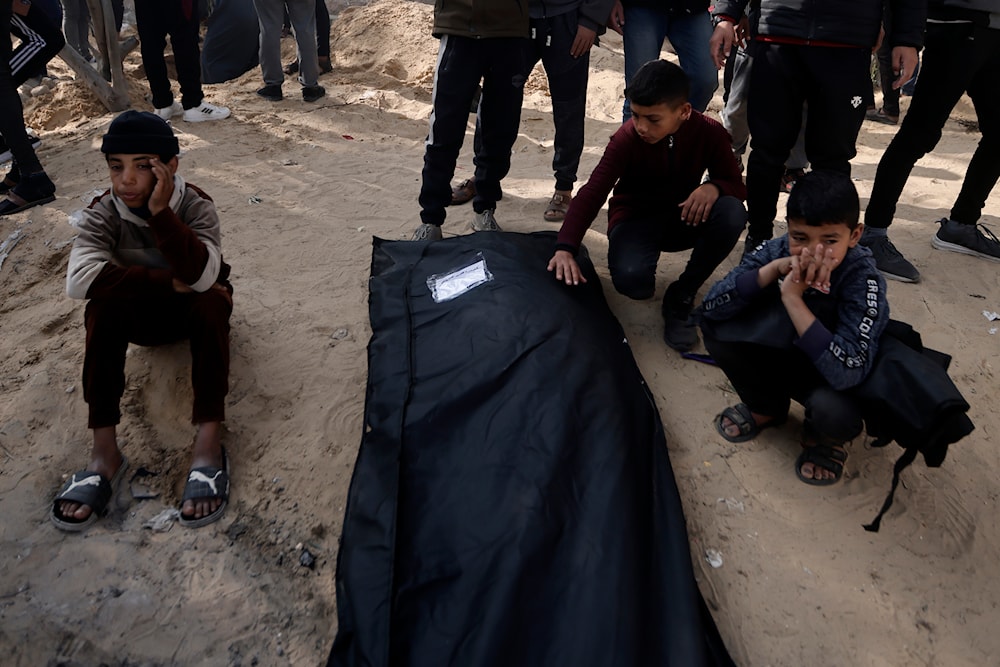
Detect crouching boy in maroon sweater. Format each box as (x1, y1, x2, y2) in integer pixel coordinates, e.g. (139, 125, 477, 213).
(52, 111, 233, 532)
(547, 59, 746, 351)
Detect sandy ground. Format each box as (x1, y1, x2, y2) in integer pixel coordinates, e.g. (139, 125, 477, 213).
(1, 2, 999, 665)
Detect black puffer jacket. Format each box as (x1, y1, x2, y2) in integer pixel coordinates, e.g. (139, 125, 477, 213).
(713, 0, 926, 48)
(433, 0, 530, 38)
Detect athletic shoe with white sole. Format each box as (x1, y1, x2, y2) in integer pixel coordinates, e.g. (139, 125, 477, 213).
(154, 101, 183, 120)
(931, 218, 1000, 263)
(183, 101, 231, 122)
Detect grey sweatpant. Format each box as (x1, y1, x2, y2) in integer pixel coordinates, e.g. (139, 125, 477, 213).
(252, 0, 319, 87)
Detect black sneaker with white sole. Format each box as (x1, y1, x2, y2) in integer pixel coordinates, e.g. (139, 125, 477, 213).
(931, 218, 1000, 263)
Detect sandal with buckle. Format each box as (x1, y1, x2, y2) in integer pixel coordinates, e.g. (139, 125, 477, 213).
(543, 191, 572, 222)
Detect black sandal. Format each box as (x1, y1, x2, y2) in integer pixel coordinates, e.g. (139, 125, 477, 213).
(0, 172, 55, 216)
(795, 443, 847, 486)
(714, 402, 786, 443)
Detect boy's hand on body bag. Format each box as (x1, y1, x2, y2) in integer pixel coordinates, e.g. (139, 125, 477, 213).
(547, 250, 588, 286)
(148, 158, 175, 215)
(679, 184, 718, 225)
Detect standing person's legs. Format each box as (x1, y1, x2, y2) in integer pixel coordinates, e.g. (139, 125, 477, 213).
(134, 0, 175, 109)
(0, 3, 55, 215)
(540, 13, 589, 211)
(168, 3, 206, 110)
(287, 0, 319, 87)
(621, 5, 667, 121)
(316, 0, 331, 63)
(864, 24, 980, 232)
(664, 9, 718, 113)
(875, 35, 901, 119)
(472, 38, 529, 216)
(252, 0, 286, 88)
(9, 5, 66, 86)
(800, 46, 869, 175)
(0, 4, 42, 176)
(721, 44, 752, 166)
(62, 0, 94, 60)
(948, 28, 1000, 226)
(745, 43, 806, 242)
(417, 35, 484, 229)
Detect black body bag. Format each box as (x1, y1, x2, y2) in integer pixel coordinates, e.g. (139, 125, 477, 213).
(328, 231, 734, 667)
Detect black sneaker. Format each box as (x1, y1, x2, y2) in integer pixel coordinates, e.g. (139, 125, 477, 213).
(302, 85, 326, 103)
(256, 84, 283, 101)
(662, 291, 698, 352)
(860, 233, 920, 283)
(931, 218, 1000, 263)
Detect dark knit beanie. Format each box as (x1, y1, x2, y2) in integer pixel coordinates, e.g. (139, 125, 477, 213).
(101, 110, 180, 157)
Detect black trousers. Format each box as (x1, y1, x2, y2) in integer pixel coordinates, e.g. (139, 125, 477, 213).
(526, 12, 589, 191)
(134, 0, 204, 110)
(865, 22, 1000, 229)
(703, 334, 864, 444)
(419, 34, 529, 225)
(9, 3, 65, 86)
(745, 43, 870, 239)
(607, 195, 746, 302)
(0, 3, 42, 173)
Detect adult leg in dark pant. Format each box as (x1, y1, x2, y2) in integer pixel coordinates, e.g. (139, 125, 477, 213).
(471, 39, 528, 219)
(134, 1, 176, 110)
(9, 4, 65, 85)
(417, 35, 489, 232)
(538, 13, 589, 220)
(746, 44, 867, 242)
(863, 23, 1000, 275)
(0, 3, 55, 215)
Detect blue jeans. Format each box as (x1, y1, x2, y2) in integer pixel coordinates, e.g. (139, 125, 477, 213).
(622, 6, 717, 120)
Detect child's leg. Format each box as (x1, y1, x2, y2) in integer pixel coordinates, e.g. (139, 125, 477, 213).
(665, 195, 746, 301)
(703, 335, 793, 421)
(797, 386, 864, 482)
(188, 287, 232, 429)
(182, 288, 232, 521)
(251, 0, 286, 87)
(607, 218, 662, 300)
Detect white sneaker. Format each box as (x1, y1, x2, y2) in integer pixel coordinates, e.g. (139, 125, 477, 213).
(183, 101, 231, 123)
(154, 101, 183, 120)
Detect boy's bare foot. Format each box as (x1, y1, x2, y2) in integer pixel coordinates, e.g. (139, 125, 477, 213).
(179, 421, 229, 527)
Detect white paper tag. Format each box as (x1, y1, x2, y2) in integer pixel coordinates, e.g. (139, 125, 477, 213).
(427, 254, 493, 303)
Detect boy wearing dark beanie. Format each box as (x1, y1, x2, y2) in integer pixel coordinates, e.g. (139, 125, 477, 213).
(53, 111, 234, 531)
